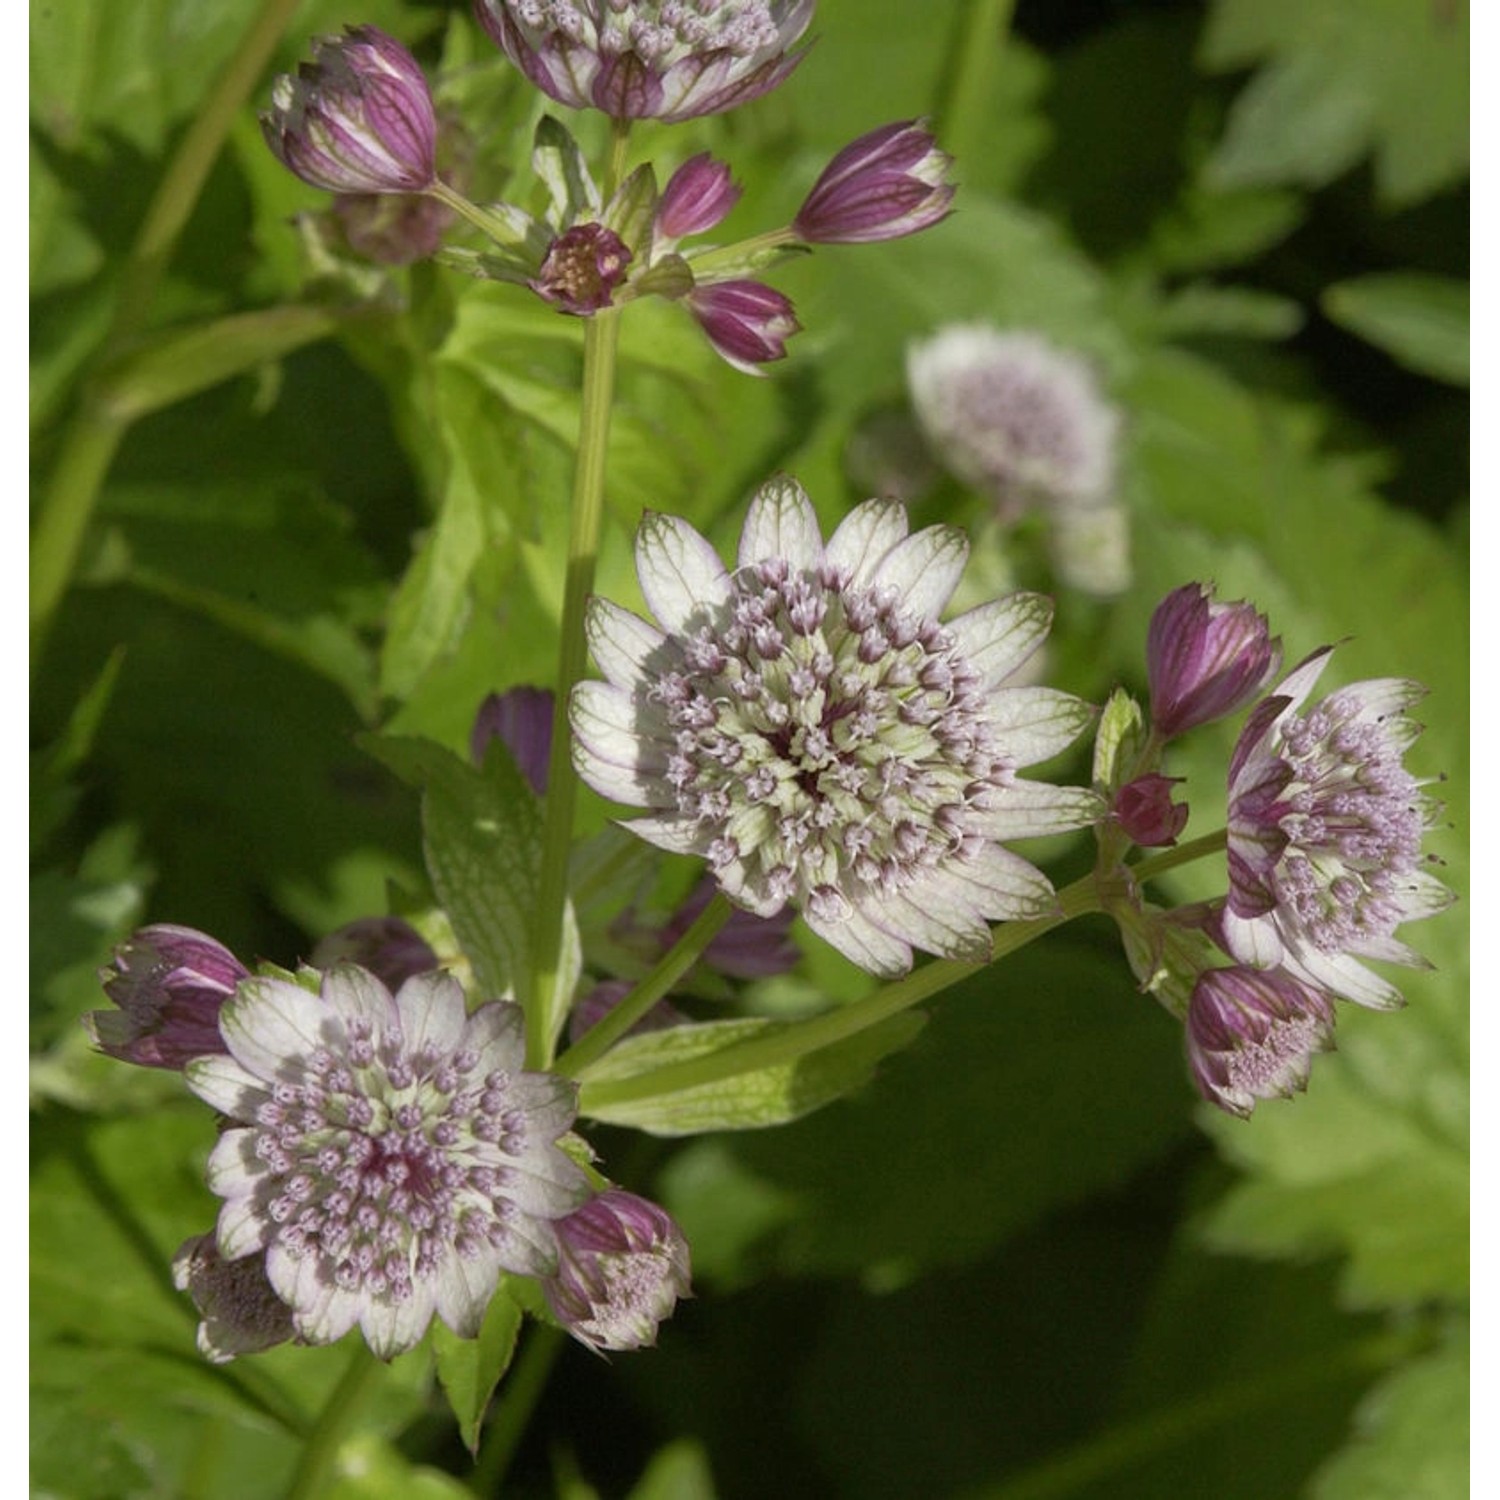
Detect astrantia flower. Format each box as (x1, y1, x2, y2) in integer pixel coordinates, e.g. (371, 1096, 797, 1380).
(543, 1190, 692, 1352)
(1185, 965, 1337, 1118)
(530, 222, 634, 314)
(185, 967, 588, 1358)
(1114, 773, 1188, 849)
(656, 154, 741, 241)
(474, 1, 814, 122)
(172, 1235, 297, 1364)
(1223, 647, 1453, 1009)
(263, 27, 438, 196)
(87, 925, 246, 1070)
(793, 120, 954, 245)
(906, 325, 1119, 519)
(571, 476, 1100, 976)
(1148, 583, 1281, 740)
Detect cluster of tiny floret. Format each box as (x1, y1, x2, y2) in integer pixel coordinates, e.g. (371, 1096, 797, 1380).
(248, 1023, 534, 1302)
(513, 1, 782, 57)
(1271, 699, 1425, 954)
(647, 557, 1016, 920)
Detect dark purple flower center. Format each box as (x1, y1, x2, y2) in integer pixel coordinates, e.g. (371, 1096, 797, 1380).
(531, 223, 633, 314)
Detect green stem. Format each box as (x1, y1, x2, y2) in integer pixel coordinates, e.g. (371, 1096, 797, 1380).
(282, 1342, 384, 1500)
(530, 307, 624, 1068)
(579, 877, 1103, 1111)
(1130, 828, 1228, 885)
(934, 0, 1017, 164)
(555, 892, 735, 1079)
(604, 118, 632, 200)
(468, 1325, 565, 1495)
(31, 0, 304, 672)
(427, 180, 531, 248)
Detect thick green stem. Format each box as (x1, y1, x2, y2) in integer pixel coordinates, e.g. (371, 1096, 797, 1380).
(530, 308, 623, 1068)
(556, 892, 734, 1079)
(579, 877, 1103, 1111)
(282, 1342, 384, 1500)
(468, 1325, 565, 1495)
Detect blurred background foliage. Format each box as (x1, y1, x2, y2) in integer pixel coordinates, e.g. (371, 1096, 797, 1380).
(31, 0, 1468, 1496)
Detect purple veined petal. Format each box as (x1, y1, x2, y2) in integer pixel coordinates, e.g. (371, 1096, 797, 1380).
(793, 119, 954, 246)
(634, 512, 733, 633)
(656, 152, 741, 239)
(823, 499, 911, 587)
(867, 524, 969, 617)
(737, 475, 824, 571)
(685, 279, 800, 373)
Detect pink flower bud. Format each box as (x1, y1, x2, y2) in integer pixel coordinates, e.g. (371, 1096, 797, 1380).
(1113, 774, 1189, 848)
(793, 120, 954, 245)
(543, 1190, 692, 1352)
(1146, 584, 1281, 740)
(86, 925, 246, 1070)
(656, 154, 742, 240)
(685, 279, 800, 373)
(1185, 967, 1336, 1118)
(262, 27, 438, 196)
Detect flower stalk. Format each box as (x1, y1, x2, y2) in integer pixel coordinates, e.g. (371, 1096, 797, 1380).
(532, 305, 625, 1068)
(556, 890, 735, 1078)
(283, 1342, 385, 1500)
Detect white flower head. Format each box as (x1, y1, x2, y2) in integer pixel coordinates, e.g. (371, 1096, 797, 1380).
(906, 325, 1120, 520)
(1223, 648, 1454, 1009)
(571, 477, 1101, 977)
(186, 967, 589, 1359)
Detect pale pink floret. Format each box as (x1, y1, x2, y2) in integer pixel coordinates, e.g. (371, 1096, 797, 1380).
(186, 966, 588, 1358)
(570, 476, 1100, 977)
(1223, 648, 1452, 1009)
(1185, 966, 1337, 1118)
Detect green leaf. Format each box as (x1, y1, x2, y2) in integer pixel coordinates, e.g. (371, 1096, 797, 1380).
(365, 736, 580, 1054)
(1200, 0, 1469, 207)
(625, 1439, 718, 1500)
(432, 1288, 525, 1456)
(1147, 183, 1305, 274)
(1310, 1325, 1469, 1500)
(1092, 688, 1147, 794)
(1322, 273, 1468, 385)
(577, 1011, 928, 1136)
